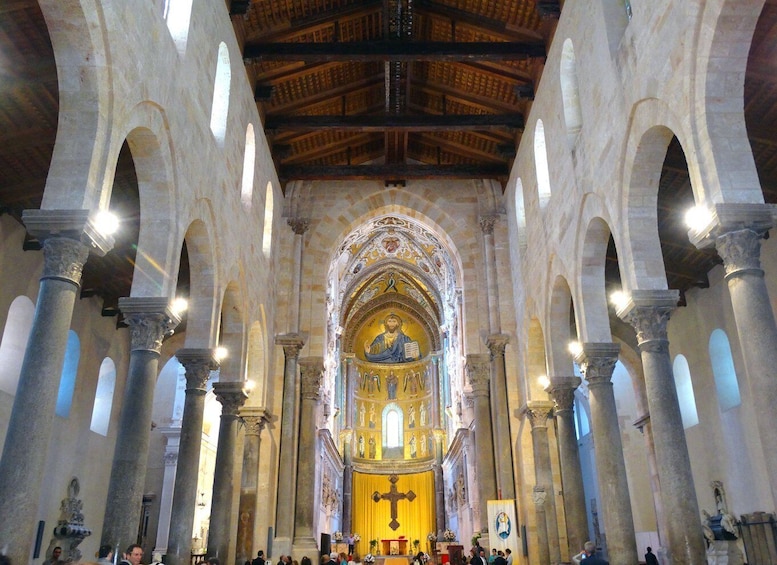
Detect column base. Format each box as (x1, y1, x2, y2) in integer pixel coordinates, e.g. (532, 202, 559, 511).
(292, 536, 321, 562)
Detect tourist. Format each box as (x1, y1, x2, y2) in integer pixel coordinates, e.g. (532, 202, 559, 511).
(644, 547, 658, 565)
(301, 557, 312, 565)
(572, 541, 608, 565)
(504, 549, 512, 565)
(121, 545, 144, 565)
(44, 547, 63, 565)
(488, 549, 497, 565)
(252, 551, 266, 565)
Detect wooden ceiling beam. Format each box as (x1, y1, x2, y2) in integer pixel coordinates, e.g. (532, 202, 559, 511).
(263, 75, 385, 114)
(413, 0, 543, 42)
(264, 113, 524, 131)
(278, 133, 380, 164)
(244, 41, 547, 62)
(243, 0, 383, 42)
(416, 82, 522, 113)
(278, 163, 509, 181)
(412, 133, 506, 163)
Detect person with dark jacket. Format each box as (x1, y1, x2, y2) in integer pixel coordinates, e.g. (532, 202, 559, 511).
(251, 551, 265, 565)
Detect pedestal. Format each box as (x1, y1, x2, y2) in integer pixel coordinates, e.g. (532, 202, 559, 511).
(706, 540, 744, 565)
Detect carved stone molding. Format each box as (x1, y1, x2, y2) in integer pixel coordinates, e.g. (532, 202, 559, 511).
(575, 343, 619, 386)
(120, 298, 182, 353)
(465, 354, 491, 395)
(616, 290, 678, 353)
(176, 349, 220, 392)
(164, 452, 179, 466)
(716, 228, 764, 280)
(23, 208, 114, 257)
(240, 407, 270, 436)
(546, 376, 581, 412)
(41, 238, 90, 284)
(479, 215, 498, 235)
(523, 401, 555, 429)
(287, 217, 311, 235)
(532, 486, 547, 506)
(276, 333, 306, 359)
(486, 333, 509, 359)
(213, 382, 249, 416)
(299, 357, 324, 400)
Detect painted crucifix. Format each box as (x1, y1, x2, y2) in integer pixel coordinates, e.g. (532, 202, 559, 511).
(371, 474, 416, 530)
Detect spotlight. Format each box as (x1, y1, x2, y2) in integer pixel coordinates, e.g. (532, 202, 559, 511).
(94, 210, 119, 236)
(567, 341, 582, 357)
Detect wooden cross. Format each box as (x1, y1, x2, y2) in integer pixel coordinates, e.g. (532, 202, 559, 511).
(372, 474, 416, 530)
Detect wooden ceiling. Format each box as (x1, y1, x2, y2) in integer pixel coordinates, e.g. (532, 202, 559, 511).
(0, 0, 776, 315)
(235, 0, 555, 185)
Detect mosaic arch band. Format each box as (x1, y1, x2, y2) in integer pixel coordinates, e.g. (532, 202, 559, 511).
(364, 313, 420, 363)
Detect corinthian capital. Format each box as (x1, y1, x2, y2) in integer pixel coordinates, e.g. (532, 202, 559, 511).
(716, 229, 764, 280)
(287, 217, 311, 235)
(213, 381, 250, 416)
(486, 334, 509, 359)
(546, 376, 581, 412)
(120, 297, 182, 353)
(240, 407, 270, 436)
(276, 333, 306, 359)
(479, 215, 498, 235)
(176, 349, 220, 392)
(615, 290, 678, 352)
(299, 357, 324, 400)
(466, 353, 491, 395)
(40, 238, 91, 284)
(574, 343, 619, 386)
(523, 401, 555, 429)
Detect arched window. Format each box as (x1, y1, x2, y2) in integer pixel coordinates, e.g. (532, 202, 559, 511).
(386, 410, 401, 447)
(709, 329, 741, 412)
(262, 181, 274, 257)
(560, 39, 583, 147)
(673, 354, 699, 428)
(90, 357, 116, 435)
(56, 331, 80, 418)
(241, 124, 256, 209)
(534, 119, 552, 207)
(0, 295, 34, 395)
(382, 402, 404, 458)
(164, 0, 193, 55)
(210, 42, 231, 145)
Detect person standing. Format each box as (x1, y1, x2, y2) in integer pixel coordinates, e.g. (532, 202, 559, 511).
(504, 549, 512, 565)
(572, 542, 608, 565)
(44, 547, 63, 565)
(644, 547, 658, 565)
(252, 551, 266, 565)
(121, 545, 144, 565)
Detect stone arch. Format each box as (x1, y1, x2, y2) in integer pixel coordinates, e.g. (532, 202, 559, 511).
(547, 274, 575, 376)
(181, 202, 220, 347)
(116, 102, 179, 297)
(693, 0, 764, 204)
(526, 317, 548, 400)
(38, 0, 113, 210)
(600, 0, 631, 55)
(575, 207, 614, 342)
(621, 110, 683, 291)
(218, 278, 248, 382)
(534, 119, 552, 207)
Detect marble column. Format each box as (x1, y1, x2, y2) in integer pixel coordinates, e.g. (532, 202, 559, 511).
(236, 407, 269, 565)
(545, 377, 588, 557)
(274, 334, 305, 556)
(690, 204, 777, 506)
(341, 354, 356, 534)
(208, 382, 249, 561)
(102, 297, 181, 549)
(155, 427, 182, 555)
(617, 291, 706, 565)
(487, 333, 515, 500)
(166, 349, 220, 565)
(287, 218, 309, 333)
(433, 430, 447, 532)
(633, 414, 668, 550)
(0, 210, 112, 565)
(293, 357, 324, 555)
(523, 401, 560, 564)
(430, 354, 442, 428)
(465, 354, 498, 533)
(574, 343, 638, 564)
(479, 215, 502, 331)
(533, 487, 551, 565)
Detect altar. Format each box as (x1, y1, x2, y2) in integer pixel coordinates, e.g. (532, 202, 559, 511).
(382, 539, 409, 555)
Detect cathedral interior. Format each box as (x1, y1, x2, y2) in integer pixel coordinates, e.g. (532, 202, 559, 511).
(1, 1, 777, 565)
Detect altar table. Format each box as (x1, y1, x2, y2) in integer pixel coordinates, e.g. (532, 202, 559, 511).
(382, 539, 409, 555)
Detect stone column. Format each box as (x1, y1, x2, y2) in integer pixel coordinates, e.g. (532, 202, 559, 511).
(236, 407, 269, 565)
(102, 297, 181, 549)
(274, 334, 305, 556)
(287, 218, 309, 333)
(0, 210, 112, 565)
(208, 382, 249, 561)
(633, 414, 668, 550)
(617, 291, 706, 565)
(690, 204, 777, 506)
(523, 401, 560, 564)
(154, 427, 182, 555)
(166, 349, 220, 565)
(486, 333, 514, 500)
(533, 487, 550, 565)
(465, 354, 498, 534)
(430, 354, 442, 428)
(342, 430, 354, 535)
(293, 357, 324, 555)
(574, 343, 638, 564)
(546, 377, 588, 556)
(433, 430, 447, 532)
(480, 215, 502, 331)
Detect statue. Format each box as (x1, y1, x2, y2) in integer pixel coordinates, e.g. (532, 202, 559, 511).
(364, 313, 418, 363)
